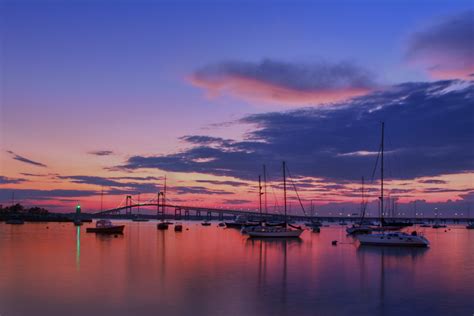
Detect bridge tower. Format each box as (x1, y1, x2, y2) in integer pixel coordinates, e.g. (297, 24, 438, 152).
(126, 195, 132, 215)
(174, 207, 182, 220)
(157, 192, 165, 220)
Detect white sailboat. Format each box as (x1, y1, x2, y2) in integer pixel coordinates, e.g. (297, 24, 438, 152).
(357, 122, 429, 247)
(247, 161, 303, 238)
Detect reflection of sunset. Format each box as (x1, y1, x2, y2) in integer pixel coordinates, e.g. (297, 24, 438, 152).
(1, 223, 472, 315)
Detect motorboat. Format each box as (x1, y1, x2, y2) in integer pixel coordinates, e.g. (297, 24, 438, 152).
(466, 222, 474, 229)
(201, 221, 211, 226)
(432, 223, 447, 229)
(86, 220, 124, 234)
(357, 231, 429, 247)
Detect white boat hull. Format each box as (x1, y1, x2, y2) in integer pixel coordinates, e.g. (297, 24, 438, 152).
(357, 232, 429, 247)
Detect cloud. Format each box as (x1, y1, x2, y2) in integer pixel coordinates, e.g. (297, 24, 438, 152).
(118, 79, 474, 182)
(406, 10, 474, 79)
(0, 176, 27, 184)
(88, 150, 114, 156)
(173, 186, 232, 195)
(0, 188, 98, 201)
(57, 175, 159, 193)
(418, 179, 448, 184)
(7, 151, 47, 168)
(195, 179, 247, 187)
(190, 59, 377, 105)
(223, 199, 253, 205)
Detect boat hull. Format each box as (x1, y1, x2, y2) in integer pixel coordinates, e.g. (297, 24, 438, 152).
(247, 229, 303, 238)
(86, 225, 124, 234)
(157, 223, 169, 230)
(357, 233, 429, 247)
(224, 222, 243, 228)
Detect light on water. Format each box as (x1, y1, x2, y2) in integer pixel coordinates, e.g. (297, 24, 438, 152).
(0, 222, 473, 315)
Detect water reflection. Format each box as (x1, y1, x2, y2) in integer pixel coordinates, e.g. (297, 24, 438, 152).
(356, 246, 429, 315)
(76, 226, 81, 270)
(0, 223, 473, 316)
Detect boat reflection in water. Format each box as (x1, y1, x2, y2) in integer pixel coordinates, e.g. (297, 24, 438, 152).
(245, 238, 303, 315)
(356, 245, 428, 314)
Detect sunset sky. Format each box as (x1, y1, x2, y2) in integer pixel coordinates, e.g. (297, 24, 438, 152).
(1, 1, 473, 216)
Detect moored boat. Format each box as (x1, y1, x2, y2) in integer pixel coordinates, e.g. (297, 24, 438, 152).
(86, 220, 124, 234)
(246, 161, 303, 239)
(174, 223, 183, 231)
(247, 226, 303, 238)
(356, 122, 429, 247)
(157, 222, 169, 230)
(358, 231, 429, 247)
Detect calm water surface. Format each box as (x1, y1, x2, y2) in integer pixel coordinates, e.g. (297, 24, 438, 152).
(0, 221, 473, 316)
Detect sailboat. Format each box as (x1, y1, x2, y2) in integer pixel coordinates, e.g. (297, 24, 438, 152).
(466, 205, 474, 229)
(347, 177, 373, 235)
(247, 161, 304, 238)
(432, 209, 447, 229)
(357, 123, 429, 247)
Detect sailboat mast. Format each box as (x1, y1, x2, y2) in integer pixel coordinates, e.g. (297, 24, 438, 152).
(263, 165, 268, 214)
(381, 122, 385, 223)
(361, 176, 366, 222)
(258, 175, 262, 215)
(283, 161, 287, 220)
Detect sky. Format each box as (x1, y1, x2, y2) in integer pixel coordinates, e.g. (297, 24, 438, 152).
(1, 0, 473, 216)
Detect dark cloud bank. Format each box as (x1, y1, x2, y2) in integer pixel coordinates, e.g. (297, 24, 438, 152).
(120, 79, 474, 182)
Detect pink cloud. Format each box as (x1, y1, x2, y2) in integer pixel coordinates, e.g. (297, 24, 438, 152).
(190, 59, 376, 106)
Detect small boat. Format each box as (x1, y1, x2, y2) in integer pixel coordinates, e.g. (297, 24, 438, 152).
(157, 222, 169, 230)
(358, 231, 429, 247)
(6, 218, 25, 225)
(174, 223, 183, 232)
(201, 221, 211, 226)
(311, 226, 321, 233)
(224, 215, 250, 228)
(467, 223, 474, 229)
(432, 223, 447, 229)
(420, 224, 431, 228)
(86, 220, 124, 234)
(246, 161, 303, 239)
(218, 222, 225, 227)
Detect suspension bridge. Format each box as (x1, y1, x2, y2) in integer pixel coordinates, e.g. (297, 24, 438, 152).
(93, 193, 302, 221)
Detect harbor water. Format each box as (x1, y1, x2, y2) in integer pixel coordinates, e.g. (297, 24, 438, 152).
(0, 221, 473, 315)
